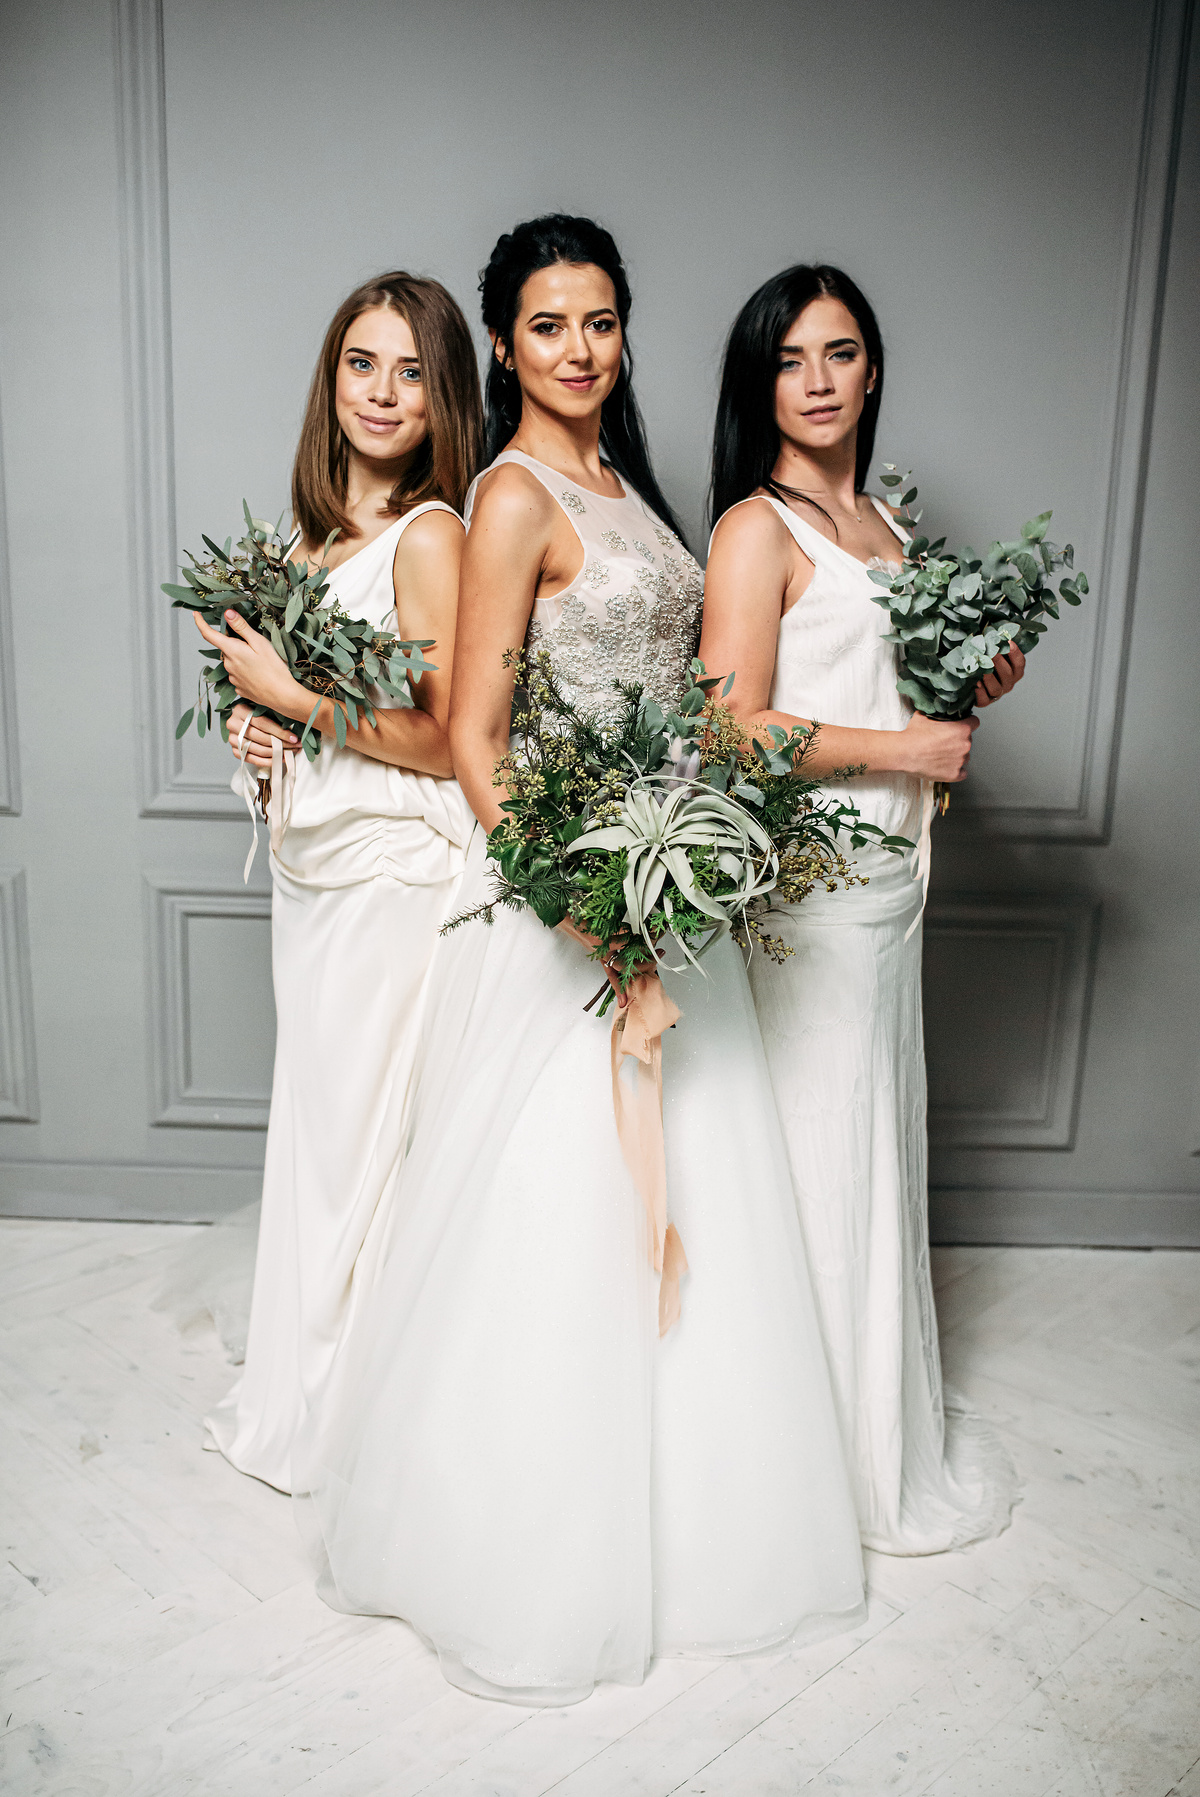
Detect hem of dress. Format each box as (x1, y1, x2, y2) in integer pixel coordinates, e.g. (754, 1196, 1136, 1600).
(658, 1597, 867, 1662)
(859, 1397, 1022, 1558)
(202, 1411, 293, 1496)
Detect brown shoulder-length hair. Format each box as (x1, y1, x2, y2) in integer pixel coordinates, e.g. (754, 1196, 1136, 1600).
(292, 271, 483, 546)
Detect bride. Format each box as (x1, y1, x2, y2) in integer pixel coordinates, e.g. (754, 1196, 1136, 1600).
(293, 214, 865, 1705)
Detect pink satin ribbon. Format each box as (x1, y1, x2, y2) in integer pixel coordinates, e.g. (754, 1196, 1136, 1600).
(609, 973, 687, 1335)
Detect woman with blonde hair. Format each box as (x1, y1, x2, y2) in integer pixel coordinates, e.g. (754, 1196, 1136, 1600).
(197, 271, 482, 1494)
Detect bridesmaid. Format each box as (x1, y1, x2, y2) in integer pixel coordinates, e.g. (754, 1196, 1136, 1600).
(700, 263, 1021, 1554)
(196, 272, 481, 1492)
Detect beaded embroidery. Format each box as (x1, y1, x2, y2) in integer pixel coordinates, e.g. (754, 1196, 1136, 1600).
(560, 491, 586, 516)
(601, 530, 627, 552)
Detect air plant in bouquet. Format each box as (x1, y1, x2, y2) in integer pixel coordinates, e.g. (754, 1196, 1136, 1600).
(444, 651, 910, 1016)
(164, 503, 437, 780)
(866, 468, 1089, 811)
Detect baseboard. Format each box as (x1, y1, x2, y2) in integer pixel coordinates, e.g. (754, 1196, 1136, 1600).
(4, 1163, 1198, 1245)
(0, 1160, 263, 1222)
(930, 1187, 1200, 1248)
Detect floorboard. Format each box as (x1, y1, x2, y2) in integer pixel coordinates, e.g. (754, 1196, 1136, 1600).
(1, 1221, 1196, 1795)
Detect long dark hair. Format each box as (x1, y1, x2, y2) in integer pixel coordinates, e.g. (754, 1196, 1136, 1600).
(292, 271, 483, 546)
(709, 264, 884, 529)
(478, 214, 687, 546)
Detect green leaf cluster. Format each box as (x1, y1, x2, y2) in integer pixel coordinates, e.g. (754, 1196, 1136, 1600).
(867, 468, 1089, 719)
(165, 502, 437, 757)
(441, 652, 910, 993)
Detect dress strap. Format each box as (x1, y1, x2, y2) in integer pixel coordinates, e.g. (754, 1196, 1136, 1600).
(709, 493, 842, 569)
(868, 494, 908, 547)
(394, 498, 462, 535)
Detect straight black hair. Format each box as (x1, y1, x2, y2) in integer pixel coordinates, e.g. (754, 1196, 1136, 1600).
(709, 264, 884, 530)
(479, 213, 688, 547)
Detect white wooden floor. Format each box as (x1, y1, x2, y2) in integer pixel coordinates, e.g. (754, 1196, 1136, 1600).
(0, 1223, 1197, 1797)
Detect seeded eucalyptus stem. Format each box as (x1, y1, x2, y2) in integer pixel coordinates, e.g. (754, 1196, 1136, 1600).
(867, 467, 1089, 723)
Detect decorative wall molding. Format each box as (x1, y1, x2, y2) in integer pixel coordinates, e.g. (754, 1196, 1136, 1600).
(0, 870, 39, 1122)
(953, 0, 1194, 842)
(0, 1158, 264, 1221)
(0, 410, 21, 817)
(924, 895, 1101, 1150)
(144, 876, 273, 1127)
(114, 0, 239, 818)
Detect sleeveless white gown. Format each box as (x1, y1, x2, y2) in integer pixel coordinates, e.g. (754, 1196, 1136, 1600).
(292, 454, 866, 1705)
(738, 494, 1018, 1554)
(205, 502, 474, 1494)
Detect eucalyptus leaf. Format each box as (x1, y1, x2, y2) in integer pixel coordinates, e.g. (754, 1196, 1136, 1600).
(167, 501, 438, 762)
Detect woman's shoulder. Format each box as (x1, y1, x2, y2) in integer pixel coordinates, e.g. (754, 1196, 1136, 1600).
(709, 493, 794, 556)
(392, 504, 464, 574)
(469, 460, 559, 528)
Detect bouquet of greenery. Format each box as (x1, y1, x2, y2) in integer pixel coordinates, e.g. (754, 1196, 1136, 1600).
(445, 651, 910, 1011)
(164, 502, 436, 761)
(866, 468, 1089, 720)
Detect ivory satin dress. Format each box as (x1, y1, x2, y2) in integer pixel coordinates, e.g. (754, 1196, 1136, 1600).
(205, 502, 473, 1494)
(740, 493, 1018, 1555)
(292, 453, 867, 1705)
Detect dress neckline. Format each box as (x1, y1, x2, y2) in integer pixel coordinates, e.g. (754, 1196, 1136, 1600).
(315, 514, 407, 582)
(763, 492, 906, 574)
(498, 447, 628, 504)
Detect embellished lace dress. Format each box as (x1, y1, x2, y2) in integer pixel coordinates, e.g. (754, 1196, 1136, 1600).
(292, 453, 866, 1705)
(737, 494, 1019, 1554)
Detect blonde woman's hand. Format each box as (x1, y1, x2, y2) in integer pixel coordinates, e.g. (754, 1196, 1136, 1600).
(227, 701, 299, 773)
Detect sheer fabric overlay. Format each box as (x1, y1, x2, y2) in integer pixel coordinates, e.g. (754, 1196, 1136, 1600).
(291, 460, 867, 1703)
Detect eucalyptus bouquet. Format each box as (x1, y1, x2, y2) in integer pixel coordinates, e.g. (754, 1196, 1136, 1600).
(445, 651, 909, 1010)
(867, 468, 1089, 720)
(164, 503, 436, 761)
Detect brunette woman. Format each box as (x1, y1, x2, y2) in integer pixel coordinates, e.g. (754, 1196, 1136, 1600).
(196, 273, 481, 1493)
(293, 218, 865, 1704)
(700, 264, 1021, 1554)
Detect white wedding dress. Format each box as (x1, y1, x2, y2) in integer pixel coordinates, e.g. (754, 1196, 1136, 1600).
(205, 503, 473, 1493)
(292, 454, 866, 1704)
(738, 494, 1018, 1554)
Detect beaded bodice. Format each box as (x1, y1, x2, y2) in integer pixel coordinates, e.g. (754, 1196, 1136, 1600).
(464, 450, 703, 720)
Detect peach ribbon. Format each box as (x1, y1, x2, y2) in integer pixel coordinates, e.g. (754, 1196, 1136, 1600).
(609, 972, 688, 1335)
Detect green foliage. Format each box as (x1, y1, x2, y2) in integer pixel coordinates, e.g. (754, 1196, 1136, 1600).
(868, 469, 1089, 720)
(164, 502, 437, 759)
(441, 652, 910, 988)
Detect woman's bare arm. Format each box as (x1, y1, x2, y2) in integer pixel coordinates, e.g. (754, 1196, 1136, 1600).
(448, 467, 559, 830)
(700, 502, 978, 783)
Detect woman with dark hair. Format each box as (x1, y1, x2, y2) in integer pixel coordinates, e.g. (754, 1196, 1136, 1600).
(293, 218, 865, 1705)
(700, 264, 1021, 1555)
(195, 272, 482, 1493)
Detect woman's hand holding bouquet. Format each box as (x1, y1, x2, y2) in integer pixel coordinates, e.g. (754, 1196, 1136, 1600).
(165, 504, 436, 768)
(867, 467, 1089, 814)
(446, 652, 910, 1016)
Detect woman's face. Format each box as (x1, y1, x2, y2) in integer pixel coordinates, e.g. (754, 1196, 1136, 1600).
(496, 262, 623, 422)
(774, 295, 874, 455)
(334, 305, 428, 464)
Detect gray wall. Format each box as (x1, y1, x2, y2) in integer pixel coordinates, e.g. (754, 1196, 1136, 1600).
(1, 0, 1196, 1242)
